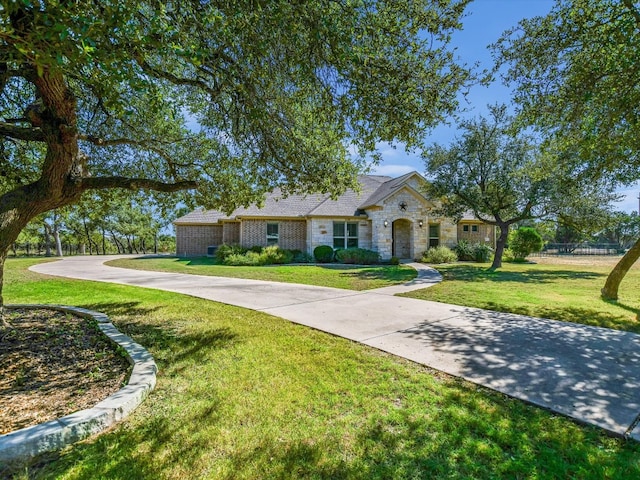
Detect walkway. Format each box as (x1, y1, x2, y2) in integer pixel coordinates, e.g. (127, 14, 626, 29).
(31, 256, 640, 440)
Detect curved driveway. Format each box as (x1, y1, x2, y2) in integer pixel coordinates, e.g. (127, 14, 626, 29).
(31, 255, 640, 440)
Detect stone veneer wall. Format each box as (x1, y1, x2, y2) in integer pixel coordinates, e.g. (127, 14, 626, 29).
(366, 189, 458, 260)
(240, 220, 307, 250)
(176, 225, 222, 256)
(457, 223, 496, 246)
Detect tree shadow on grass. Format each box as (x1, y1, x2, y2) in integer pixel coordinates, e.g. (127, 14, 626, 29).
(440, 265, 604, 283)
(480, 301, 640, 333)
(13, 372, 640, 480)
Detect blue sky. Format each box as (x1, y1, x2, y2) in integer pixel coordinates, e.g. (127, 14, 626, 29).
(371, 0, 640, 214)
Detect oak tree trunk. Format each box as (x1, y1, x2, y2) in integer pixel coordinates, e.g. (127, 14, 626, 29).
(490, 223, 510, 270)
(601, 237, 640, 300)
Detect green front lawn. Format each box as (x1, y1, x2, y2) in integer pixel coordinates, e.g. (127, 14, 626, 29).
(4, 258, 640, 479)
(402, 262, 640, 333)
(106, 256, 416, 291)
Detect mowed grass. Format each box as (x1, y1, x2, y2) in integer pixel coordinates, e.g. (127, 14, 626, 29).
(4, 258, 640, 479)
(402, 260, 640, 333)
(107, 256, 417, 290)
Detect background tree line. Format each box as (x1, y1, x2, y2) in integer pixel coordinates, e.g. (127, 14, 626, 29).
(11, 192, 181, 257)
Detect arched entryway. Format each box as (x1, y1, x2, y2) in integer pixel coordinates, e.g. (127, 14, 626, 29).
(392, 219, 412, 258)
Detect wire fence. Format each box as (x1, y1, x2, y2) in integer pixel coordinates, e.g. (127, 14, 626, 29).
(532, 243, 623, 257)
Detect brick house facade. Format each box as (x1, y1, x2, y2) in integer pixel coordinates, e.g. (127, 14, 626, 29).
(174, 172, 495, 259)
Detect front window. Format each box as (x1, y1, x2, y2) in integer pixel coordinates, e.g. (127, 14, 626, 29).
(429, 224, 440, 248)
(333, 221, 358, 249)
(472, 225, 479, 233)
(267, 223, 279, 245)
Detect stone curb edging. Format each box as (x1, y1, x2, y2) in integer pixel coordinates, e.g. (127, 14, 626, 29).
(0, 304, 157, 464)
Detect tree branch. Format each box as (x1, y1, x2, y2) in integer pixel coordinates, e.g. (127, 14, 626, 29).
(0, 121, 45, 141)
(81, 176, 197, 193)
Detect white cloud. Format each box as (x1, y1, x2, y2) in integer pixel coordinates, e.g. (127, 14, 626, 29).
(371, 164, 417, 177)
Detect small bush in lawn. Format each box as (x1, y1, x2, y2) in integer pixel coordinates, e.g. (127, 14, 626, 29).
(509, 227, 543, 261)
(261, 245, 294, 264)
(454, 240, 475, 261)
(389, 256, 400, 265)
(215, 244, 247, 262)
(421, 246, 458, 264)
(335, 248, 380, 265)
(455, 240, 493, 263)
(292, 250, 314, 263)
(503, 248, 527, 263)
(314, 245, 334, 263)
(473, 243, 493, 263)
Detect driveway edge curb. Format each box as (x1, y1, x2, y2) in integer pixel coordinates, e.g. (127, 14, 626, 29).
(0, 304, 157, 464)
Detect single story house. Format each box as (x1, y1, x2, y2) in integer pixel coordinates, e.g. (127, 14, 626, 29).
(174, 171, 495, 260)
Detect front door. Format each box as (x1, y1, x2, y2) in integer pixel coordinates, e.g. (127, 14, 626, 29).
(392, 219, 411, 258)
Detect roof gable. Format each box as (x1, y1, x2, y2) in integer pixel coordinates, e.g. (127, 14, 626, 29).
(359, 171, 429, 209)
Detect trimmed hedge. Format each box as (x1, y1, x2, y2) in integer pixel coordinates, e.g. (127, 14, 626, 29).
(222, 245, 294, 266)
(314, 245, 334, 263)
(334, 248, 380, 265)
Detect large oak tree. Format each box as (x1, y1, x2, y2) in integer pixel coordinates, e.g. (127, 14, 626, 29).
(423, 105, 616, 269)
(0, 0, 473, 303)
(493, 0, 640, 299)
(424, 105, 555, 269)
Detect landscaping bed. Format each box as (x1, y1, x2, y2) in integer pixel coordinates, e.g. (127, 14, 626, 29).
(0, 308, 130, 435)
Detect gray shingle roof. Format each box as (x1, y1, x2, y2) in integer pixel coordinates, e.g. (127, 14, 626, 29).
(173, 209, 230, 224)
(174, 174, 393, 224)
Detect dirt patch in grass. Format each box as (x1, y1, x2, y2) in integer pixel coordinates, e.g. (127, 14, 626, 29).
(0, 309, 131, 435)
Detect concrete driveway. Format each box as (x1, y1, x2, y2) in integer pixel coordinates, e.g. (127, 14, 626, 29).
(30, 255, 640, 440)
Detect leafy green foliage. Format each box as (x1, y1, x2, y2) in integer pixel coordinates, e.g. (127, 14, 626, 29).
(494, 0, 640, 184)
(596, 211, 640, 249)
(389, 256, 400, 266)
(313, 245, 334, 263)
(454, 240, 492, 262)
(334, 248, 380, 265)
(0, 0, 473, 240)
(473, 243, 493, 263)
(508, 227, 544, 261)
(421, 246, 458, 264)
(215, 244, 247, 262)
(223, 246, 294, 266)
(291, 250, 314, 264)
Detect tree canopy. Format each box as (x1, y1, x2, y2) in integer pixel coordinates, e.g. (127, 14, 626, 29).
(0, 0, 473, 301)
(493, 0, 640, 183)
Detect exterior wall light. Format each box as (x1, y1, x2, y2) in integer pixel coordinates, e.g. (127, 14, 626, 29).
(418, 220, 424, 228)
(384, 220, 389, 228)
